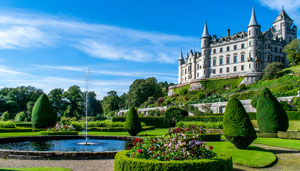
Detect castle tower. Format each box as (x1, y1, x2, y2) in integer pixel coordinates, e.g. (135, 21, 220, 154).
(200, 19, 211, 78)
(247, 6, 260, 72)
(178, 49, 184, 84)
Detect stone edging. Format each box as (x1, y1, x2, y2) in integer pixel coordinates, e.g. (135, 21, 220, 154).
(0, 135, 136, 160)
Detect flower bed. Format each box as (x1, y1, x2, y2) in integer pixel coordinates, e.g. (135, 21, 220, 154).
(40, 122, 77, 135)
(39, 131, 78, 135)
(115, 127, 232, 171)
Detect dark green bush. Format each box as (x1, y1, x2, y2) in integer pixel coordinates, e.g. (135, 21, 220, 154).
(263, 62, 284, 80)
(164, 107, 188, 123)
(114, 150, 233, 171)
(251, 95, 259, 108)
(15, 112, 27, 122)
(1, 111, 10, 121)
(292, 97, 300, 111)
(0, 121, 16, 128)
(125, 107, 142, 136)
(256, 88, 289, 133)
(196, 92, 206, 99)
(223, 97, 257, 149)
(39, 131, 78, 135)
(247, 113, 256, 120)
(31, 94, 57, 128)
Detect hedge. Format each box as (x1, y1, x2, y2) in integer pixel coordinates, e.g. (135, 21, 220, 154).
(0, 128, 39, 133)
(39, 131, 78, 135)
(86, 126, 155, 132)
(0, 121, 16, 128)
(183, 116, 223, 122)
(113, 117, 170, 128)
(176, 121, 223, 129)
(278, 131, 300, 139)
(256, 133, 278, 138)
(248, 111, 300, 120)
(114, 150, 233, 171)
(186, 133, 221, 141)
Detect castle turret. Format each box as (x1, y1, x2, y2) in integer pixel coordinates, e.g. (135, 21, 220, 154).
(200, 19, 211, 78)
(247, 6, 260, 72)
(178, 49, 184, 84)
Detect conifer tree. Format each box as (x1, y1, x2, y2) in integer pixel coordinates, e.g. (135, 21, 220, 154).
(125, 107, 142, 136)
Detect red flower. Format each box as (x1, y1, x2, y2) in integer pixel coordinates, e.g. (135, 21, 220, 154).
(174, 158, 178, 160)
(137, 149, 143, 153)
(209, 146, 213, 150)
(163, 153, 166, 156)
(149, 147, 154, 151)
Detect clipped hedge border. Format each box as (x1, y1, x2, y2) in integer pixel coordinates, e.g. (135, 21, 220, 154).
(113, 117, 170, 128)
(39, 131, 78, 135)
(278, 131, 300, 139)
(187, 134, 221, 141)
(114, 150, 233, 171)
(0, 128, 40, 133)
(87, 126, 155, 132)
(256, 133, 278, 138)
(183, 116, 223, 122)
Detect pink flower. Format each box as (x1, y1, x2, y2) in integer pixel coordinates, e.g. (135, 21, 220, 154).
(149, 147, 154, 151)
(137, 149, 143, 153)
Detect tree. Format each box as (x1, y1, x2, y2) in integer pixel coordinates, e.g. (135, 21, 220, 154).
(223, 97, 257, 149)
(101, 90, 121, 116)
(63, 85, 83, 119)
(31, 94, 57, 128)
(263, 62, 284, 80)
(83, 91, 103, 116)
(256, 88, 289, 133)
(164, 107, 188, 127)
(125, 107, 142, 136)
(283, 39, 300, 66)
(48, 88, 67, 117)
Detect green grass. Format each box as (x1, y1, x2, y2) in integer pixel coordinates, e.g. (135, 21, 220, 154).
(254, 137, 300, 150)
(206, 141, 276, 168)
(0, 168, 71, 171)
(282, 65, 300, 74)
(0, 132, 40, 137)
(80, 128, 168, 137)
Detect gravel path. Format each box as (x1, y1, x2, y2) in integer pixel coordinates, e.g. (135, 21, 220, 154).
(0, 159, 114, 171)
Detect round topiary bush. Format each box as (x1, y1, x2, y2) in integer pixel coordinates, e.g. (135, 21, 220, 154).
(223, 97, 257, 149)
(164, 107, 188, 126)
(1, 111, 10, 121)
(31, 94, 57, 128)
(15, 112, 27, 122)
(114, 150, 232, 171)
(125, 107, 142, 136)
(256, 88, 289, 133)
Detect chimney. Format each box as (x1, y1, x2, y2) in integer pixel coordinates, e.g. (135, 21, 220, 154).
(213, 35, 217, 39)
(227, 29, 230, 37)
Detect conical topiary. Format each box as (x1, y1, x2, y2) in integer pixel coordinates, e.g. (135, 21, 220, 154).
(32, 94, 57, 128)
(223, 97, 257, 149)
(125, 107, 142, 136)
(256, 88, 289, 133)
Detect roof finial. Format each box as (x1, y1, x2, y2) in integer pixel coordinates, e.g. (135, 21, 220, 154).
(201, 19, 210, 38)
(248, 5, 259, 27)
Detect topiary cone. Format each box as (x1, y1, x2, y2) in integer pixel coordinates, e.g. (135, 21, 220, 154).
(125, 107, 142, 136)
(256, 88, 289, 133)
(32, 94, 57, 128)
(223, 97, 257, 149)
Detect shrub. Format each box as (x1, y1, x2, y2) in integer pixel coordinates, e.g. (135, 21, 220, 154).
(286, 111, 300, 120)
(114, 150, 232, 171)
(183, 116, 223, 122)
(15, 112, 27, 122)
(31, 94, 57, 128)
(0, 121, 16, 128)
(251, 95, 259, 108)
(125, 107, 142, 136)
(164, 107, 188, 126)
(187, 133, 222, 141)
(263, 62, 284, 80)
(113, 116, 170, 128)
(292, 97, 300, 111)
(256, 88, 289, 133)
(223, 97, 257, 149)
(176, 121, 223, 129)
(280, 101, 296, 111)
(148, 110, 161, 116)
(1, 111, 10, 121)
(196, 92, 206, 99)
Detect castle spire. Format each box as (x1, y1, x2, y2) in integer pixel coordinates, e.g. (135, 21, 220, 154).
(201, 19, 210, 38)
(179, 48, 183, 60)
(248, 5, 259, 27)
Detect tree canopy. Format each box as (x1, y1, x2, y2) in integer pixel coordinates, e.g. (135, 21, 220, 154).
(283, 39, 300, 66)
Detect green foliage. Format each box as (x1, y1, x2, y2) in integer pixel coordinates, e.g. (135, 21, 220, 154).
(283, 38, 300, 66)
(0, 128, 37, 132)
(101, 90, 122, 116)
(164, 107, 188, 123)
(256, 88, 289, 133)
(176, 121, 223, 129)
(251, 95, 259, 108)
(39, 131, 78, 135)
(196, 92, 206, 99)
(63, 85, 83, 119)
(31, 94, 57, 128)
(188, 95, 227, 104)
(125, 107, 142, 136)
(292, 97, 300, 111)
(186, 133, 222, 141)
(173, 85, 190, 95)
(277, 131, 300, 139)
(114, 150, 233, 171)
(113, 116, 170, 128)
(223, 97, 257, 149)
(280, 101, 296, 111)
(200, 77, 244, 91)
(14, 112, 27, 122)
(1, 111, 10, 121)
(263, 62, 284, 80)
(148, 109, 162, 116)
(183, 116, 223, 122)
(0, 121, 16, 128)
(48, 88, 67, 117)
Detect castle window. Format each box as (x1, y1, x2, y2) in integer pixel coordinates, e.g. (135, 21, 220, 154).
(241, 65, 244, 71)
(220, 58, 223, 65)
(226, 56, 230, 64)
(234, 56, 237, 63)
(220, 48, 223, 53)
(185, 68, 187, 74)
(249, 41, 251, 47)
(227, 46, 230, 52)
(234, 45, 237, 50)
(249, 52, 251, 58)
(234, 66, 237, 72)
(268, 43, 270, 49)
(220, 68, 223, 73)
(185, 77, 186, 81)
(241, 43, 244, 49)
(249, 64, 251, 69)
(241, 55, 245, 62)
(197, 73, 199, 78)
(256, 40, 257, 46)
(249, 31, 251, 36)
(226, 67, 230, 73)
(213, 59, 216, 66)
(188, 65, 191, 72)
(197, 64, 199, 70)
(213, 49, 216, 54)
(213, 69, 216, 74)
(275, 47, 278, 52)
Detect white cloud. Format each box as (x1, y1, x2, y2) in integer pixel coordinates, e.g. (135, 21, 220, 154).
(0, 10, 196, 63)
(258, 0, 300, 28)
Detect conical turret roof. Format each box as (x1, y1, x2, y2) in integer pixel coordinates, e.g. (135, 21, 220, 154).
(201, 19, 210, 38)
(248, 6, 259, 27)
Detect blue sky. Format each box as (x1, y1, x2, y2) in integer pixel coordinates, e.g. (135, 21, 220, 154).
(0, 0, 299, 99)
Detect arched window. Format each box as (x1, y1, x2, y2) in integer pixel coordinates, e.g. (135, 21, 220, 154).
(241, 54, 245, 62)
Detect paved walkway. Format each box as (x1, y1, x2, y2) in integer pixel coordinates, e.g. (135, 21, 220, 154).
(0, 144, 300, 171)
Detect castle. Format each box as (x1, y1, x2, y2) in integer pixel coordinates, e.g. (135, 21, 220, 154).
(178, 6, 297, 85)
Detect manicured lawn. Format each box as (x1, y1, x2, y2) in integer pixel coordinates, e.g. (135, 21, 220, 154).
(206, 141, 276, 168)
(0, 132, 40, 137)
(254, 137, 300, 150)
(0, 168, 71, 171)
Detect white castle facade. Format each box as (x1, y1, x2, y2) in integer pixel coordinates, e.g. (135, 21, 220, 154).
(178, 7, 297, 85)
